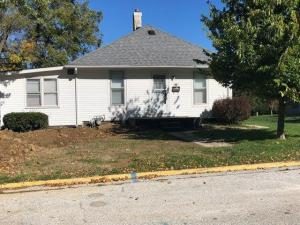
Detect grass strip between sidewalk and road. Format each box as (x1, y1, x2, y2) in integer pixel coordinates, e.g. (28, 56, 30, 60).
(1, 161, 300, 190)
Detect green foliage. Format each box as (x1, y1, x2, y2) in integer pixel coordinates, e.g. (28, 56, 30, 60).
(0, 0, 30, 71)
(277, 42, 300, 102)
(0, 0, 102, 71)
(235, 91, 279, 115)
(250, 97, 278, 115)
(202, 0, 300, 137)
(202, 0, 300, 100)
(25, 0, 102, 67)
(3, 112, 48, 132)
(212, 97, 252, 124)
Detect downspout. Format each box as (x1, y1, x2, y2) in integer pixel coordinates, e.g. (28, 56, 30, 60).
(74, 69, 79, 127)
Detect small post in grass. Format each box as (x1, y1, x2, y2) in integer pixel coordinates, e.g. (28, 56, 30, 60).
(131, 170, 137, 183)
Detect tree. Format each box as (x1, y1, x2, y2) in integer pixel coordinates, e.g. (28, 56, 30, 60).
(24, 0, 102, 67)
(0, 0, 102, 70)
(0, 0, 29, 71)
(202, 0, 300, 139)
(0, 0, 27, 53)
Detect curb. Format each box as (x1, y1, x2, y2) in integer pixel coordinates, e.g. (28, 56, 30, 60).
(1, 161, 300, 190)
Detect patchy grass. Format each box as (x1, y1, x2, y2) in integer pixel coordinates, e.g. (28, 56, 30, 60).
(0, 116, 299, 184)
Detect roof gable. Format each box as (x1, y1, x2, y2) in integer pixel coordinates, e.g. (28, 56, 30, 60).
(68, 25, 210, 68)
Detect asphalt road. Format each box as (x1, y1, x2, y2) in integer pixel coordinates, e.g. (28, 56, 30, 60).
(1, 167, 300, 225)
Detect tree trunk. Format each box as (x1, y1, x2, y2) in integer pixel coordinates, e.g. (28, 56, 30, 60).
(0, 31, 9, 53)
(277, 98, 286, 140)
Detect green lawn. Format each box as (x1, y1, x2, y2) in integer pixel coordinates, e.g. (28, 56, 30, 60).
(192, 115, 300, 164)
(0, 115, 299, 184)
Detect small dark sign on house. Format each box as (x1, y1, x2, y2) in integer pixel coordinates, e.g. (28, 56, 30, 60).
(172, 85, 180, 92)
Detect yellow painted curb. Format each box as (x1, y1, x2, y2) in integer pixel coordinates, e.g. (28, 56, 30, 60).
(1, 161, 300, 190)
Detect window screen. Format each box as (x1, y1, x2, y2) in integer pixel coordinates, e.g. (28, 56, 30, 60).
(26, 78, 58, 107)
(27, 79, 41, 107)
(153, 75, 166, 91)
(44, 79, 58, 106)
(111, 72, 124, 105)
(194, 73, 207, 104)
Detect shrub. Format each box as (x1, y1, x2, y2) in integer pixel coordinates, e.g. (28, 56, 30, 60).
(212, 97, 251, 124)
(3, 112, 48, 132)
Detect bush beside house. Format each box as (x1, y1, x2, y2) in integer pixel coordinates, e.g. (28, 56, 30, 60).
(3, 112, 48, 132)
(212, 97, 251, 124)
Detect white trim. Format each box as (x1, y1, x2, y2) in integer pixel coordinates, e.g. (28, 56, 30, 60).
(26, 78, 59, 108)
(153, 74, 167, 91)
(1, 67, 63, 76)
(75, 75, 79, 126)
(25, 106, 60, 109)
(193, 71, 208, 106)
(65, 65, 209, 69)
(151, 73, 170, 114)
(26, 78, 42, 107)
(44, 78, 59, 107)
(110, 71, 125, 106)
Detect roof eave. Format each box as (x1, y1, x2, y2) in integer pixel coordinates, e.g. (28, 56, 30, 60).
(0, 66, 64, 76)
(64, 65, 209, 69)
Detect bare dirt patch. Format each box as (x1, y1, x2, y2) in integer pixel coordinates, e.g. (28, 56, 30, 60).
(0, 123, 121, 173)
(169, 131, 234, 148)
(202, 124, 269, 130)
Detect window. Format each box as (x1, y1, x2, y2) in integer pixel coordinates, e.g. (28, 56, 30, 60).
(153, 75, 166, 91)
(153, 75, 167, 104)
(111, 72, 124, 105)
(44, 79, 58, 106)
(194, 73, 207, 104)
(26, 78, 58, 107)
(27, 79, 41, 107)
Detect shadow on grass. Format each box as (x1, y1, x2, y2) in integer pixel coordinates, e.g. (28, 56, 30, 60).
(193, 128, 276, 142)
(108, 118, 299, 142)
(125, 129, 179, 141)
(122, 127, 276, 143)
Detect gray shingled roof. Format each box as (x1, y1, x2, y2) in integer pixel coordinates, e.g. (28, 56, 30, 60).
(68, 25, 210, 67)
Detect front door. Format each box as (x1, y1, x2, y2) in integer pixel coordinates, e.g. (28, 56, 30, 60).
(152, 75, 168, 116)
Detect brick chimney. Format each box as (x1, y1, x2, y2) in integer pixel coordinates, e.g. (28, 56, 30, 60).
(133, 9, 142, 31)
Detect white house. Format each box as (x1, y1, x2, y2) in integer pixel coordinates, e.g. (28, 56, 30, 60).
(0, 10, 231, 127)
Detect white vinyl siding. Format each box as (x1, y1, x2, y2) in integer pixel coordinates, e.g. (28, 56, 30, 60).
(193, 73, 207, 104)
(111, 72, 124, 105)
(0, 68, 231, 126)
(26, 78, 58, 107)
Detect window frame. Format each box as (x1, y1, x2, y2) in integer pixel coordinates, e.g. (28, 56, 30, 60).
(26, 78, 59, 108)
(193, 72, 207, 105)
(43, 78, 59, 107)
(153, 75, 166, 93)
(110, 71, 125, 105)
(26, 79, 42, 107)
